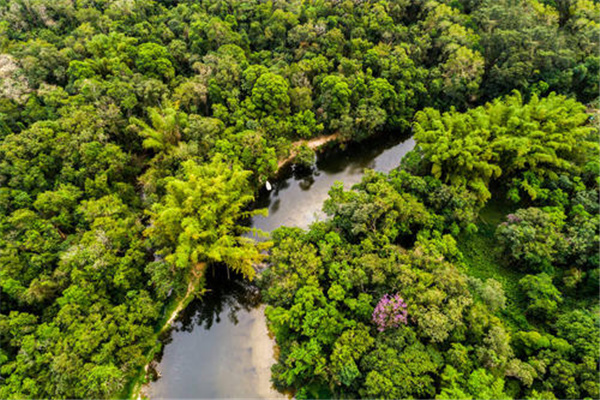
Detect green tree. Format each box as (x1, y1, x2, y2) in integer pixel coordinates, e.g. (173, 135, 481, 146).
(145, 156, 268, 286)
(135, 42, 175, 81)
(519, 273, 563, 319)
(319, 75, 351, 119)
(248, 72, 290, 117)
(496, 208, 566, 272)
(130, 105, 188, 152)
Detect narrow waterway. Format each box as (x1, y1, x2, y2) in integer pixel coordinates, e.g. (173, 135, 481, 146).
(147, 132, 415, 399)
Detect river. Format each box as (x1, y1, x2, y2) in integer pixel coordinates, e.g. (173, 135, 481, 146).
(147, 132, 415, 399)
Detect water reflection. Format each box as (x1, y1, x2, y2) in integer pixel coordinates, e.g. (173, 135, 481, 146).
(148, 132, 416, 399)
(177, 266, 261, 332)
(149, 266, 281, 399)
(250, 132, 415, 232)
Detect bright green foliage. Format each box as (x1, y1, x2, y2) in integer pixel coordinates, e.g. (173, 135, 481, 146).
(130, 105, 188, 152)
(414, 106, 502, 202)
(330, 324, 375, 387)
(361, 336, 442, 399)
(496, 208, 567, 272)
(146, 156, 268, 283)
(491, 94, 596, 195)
(135, 42, 175, 81)
(438, 366, 509, 399)
(414, 92, 597, 204)
(519, 273, 563, 319)
(0, 0, 597, 397)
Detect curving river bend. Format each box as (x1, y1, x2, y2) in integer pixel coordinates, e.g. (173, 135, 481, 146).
(148, 133, 415, 399)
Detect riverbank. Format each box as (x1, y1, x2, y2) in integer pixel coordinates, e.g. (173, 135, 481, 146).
(277, 133, 341, 169)
(129, 134, 342, 399)
(129, 262, 206, 399)
(137, 131, 415, 398)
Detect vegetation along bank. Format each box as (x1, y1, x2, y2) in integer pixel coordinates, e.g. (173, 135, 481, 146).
(0, 0, 597, 398)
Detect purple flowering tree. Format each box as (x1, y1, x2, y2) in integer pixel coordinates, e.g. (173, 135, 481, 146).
(372, 294, 408, 332)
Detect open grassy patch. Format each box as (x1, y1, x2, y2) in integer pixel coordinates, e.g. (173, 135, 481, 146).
(458, 196, 531, 330)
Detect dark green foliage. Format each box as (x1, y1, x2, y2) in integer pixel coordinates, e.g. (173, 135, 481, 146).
(293, 144, 316, 169)
(261, 221, 508, 398)
(497, 208, 567, 272)
(0, 0, 597, 398)
(474, 0, 599, 103)
(261, 181, 516, 397)
(263, 93, 598, 399)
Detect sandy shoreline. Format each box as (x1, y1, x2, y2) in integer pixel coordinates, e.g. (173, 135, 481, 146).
(277, 133, 340, 169)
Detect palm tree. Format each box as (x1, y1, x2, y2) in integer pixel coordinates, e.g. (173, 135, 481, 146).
(130, 104, 187, 152)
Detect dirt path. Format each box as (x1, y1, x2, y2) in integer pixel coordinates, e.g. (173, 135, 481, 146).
(277, 133, 340, 169)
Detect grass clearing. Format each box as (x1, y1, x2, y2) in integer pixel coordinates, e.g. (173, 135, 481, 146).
(458, 195, 531, 330)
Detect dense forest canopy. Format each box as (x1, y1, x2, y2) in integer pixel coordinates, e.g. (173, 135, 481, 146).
(0, 0, 597, 398)
(261, 92, 599, 399)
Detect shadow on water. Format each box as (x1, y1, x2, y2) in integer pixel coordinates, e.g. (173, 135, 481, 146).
(149, 266, 282, 399)
(153, 265, 261, 365)
(179, 266, 260, 332)
(177, 266, 261, 333)
(247, 130, 415, 233)
(317, 131, 412, 174)
(250, 130, 412, 212)
(149, 131, 416, 398)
